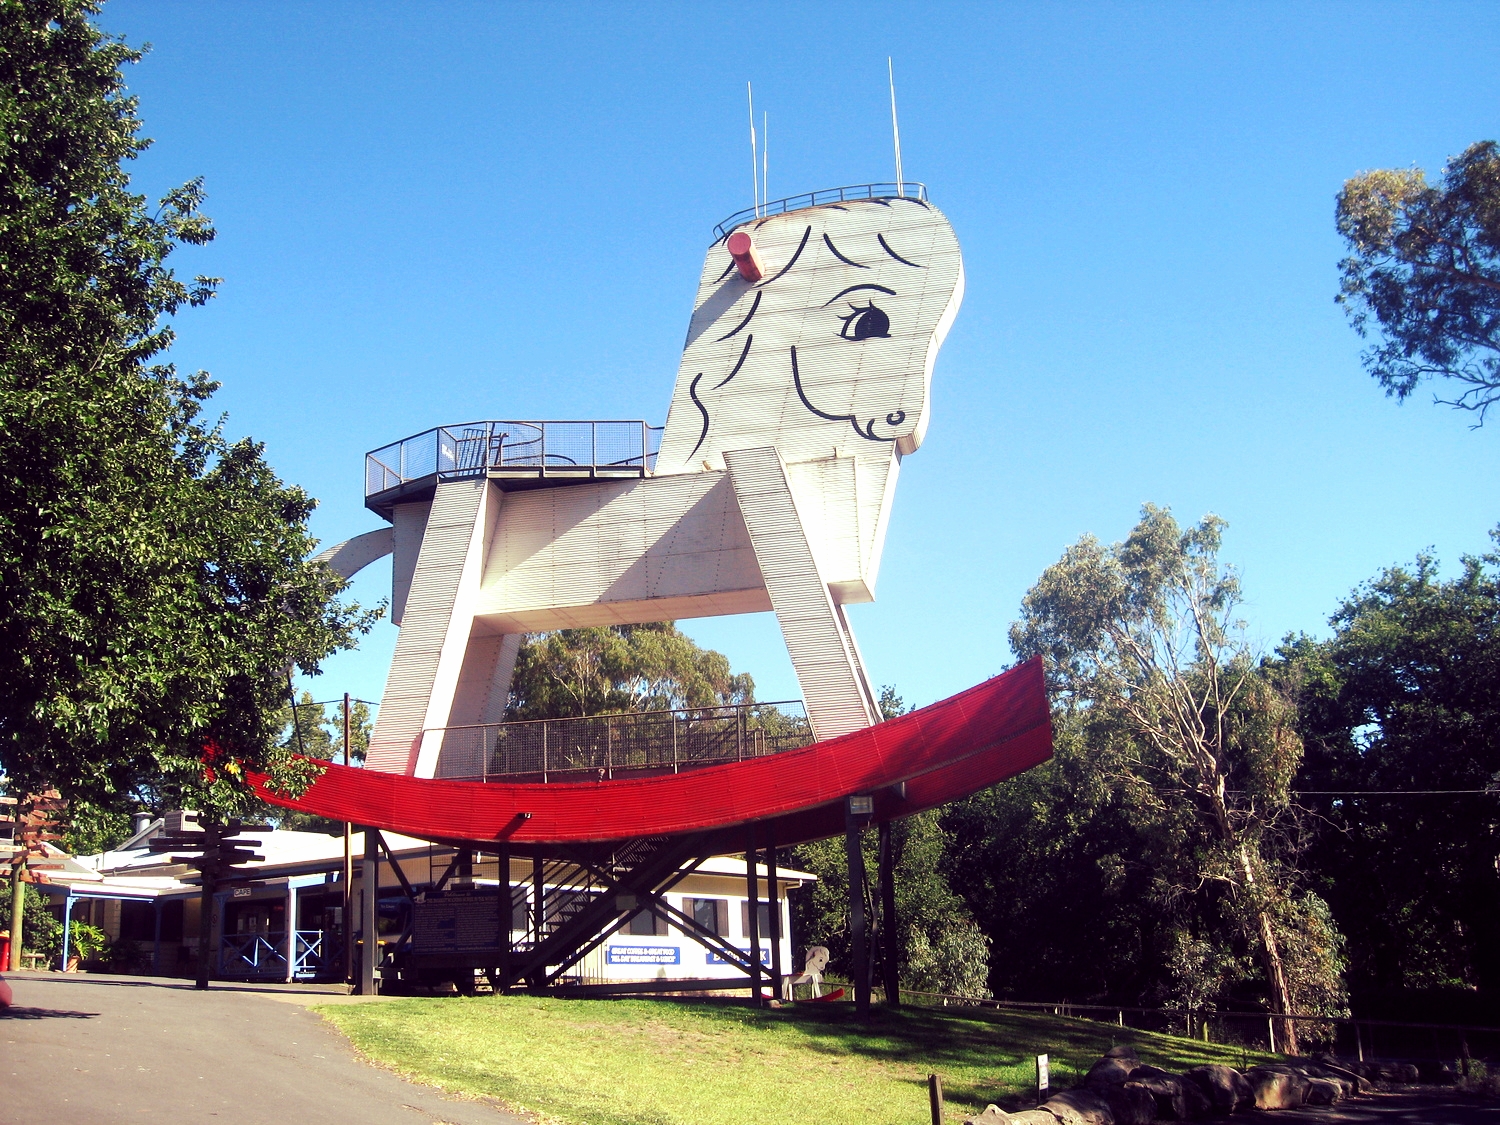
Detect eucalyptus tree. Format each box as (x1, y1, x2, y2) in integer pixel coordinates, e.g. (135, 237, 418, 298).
(1336, 141, 1500, 423)
(1010, 505, 1346, 1050)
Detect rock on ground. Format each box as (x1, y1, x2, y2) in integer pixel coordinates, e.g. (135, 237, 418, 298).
(1043, 1087, 1117, 1125)
(1186, 1063, 1253, 1114)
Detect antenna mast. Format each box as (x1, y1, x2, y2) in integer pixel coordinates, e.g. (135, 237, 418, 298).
(748, 82, 760, 218)
(888, 57, 904, 196)
(763, 111, 769, 213)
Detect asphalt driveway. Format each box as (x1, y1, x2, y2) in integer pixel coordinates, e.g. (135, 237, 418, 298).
(0, 971, 529, 1125)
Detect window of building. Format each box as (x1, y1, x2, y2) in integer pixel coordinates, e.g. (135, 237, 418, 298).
(683, 897, 728, 936)
(625, 909, 669, 936)
(740, 901, 779, 939)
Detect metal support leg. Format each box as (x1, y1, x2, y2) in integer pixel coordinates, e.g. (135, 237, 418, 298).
(360, 827, 379, 995)
(845, 815, 870, 1015)
(497, 841, 511, 992)
(878, 821, 900, 1007)
(152, 898, 163, 975)
(529, 853, 544, 990)
(766, 839, 782, 1001)
(745, 827, 762, 1006)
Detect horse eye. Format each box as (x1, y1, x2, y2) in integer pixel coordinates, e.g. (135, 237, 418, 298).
(837, 302, 891, 341)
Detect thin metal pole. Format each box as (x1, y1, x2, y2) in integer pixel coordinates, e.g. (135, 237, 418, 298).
(745, 826, 763, 1005)
(747, 82, 759, 217)
(878, 821, 899, 1007)
(888, 57, 904, 195)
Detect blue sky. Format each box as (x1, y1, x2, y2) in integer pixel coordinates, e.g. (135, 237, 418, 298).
(106, 1, 1500, 710)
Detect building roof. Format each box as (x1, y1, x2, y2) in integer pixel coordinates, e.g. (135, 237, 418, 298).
(43, 817, 812, 900)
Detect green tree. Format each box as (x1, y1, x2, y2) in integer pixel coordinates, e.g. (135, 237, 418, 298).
(0, 880, 60, 961)
(1008, 505, 1346, 1051)
(509, 623, 754, 719)
(1336, 141, 1500, 422)
(0, 2, 375, 820)
(1277, 534, 1500, 1003)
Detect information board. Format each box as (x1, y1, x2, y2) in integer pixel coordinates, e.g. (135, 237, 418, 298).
(413, 890, 503, 954)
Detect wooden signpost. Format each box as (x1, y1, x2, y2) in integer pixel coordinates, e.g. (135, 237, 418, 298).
(148, 820, 266, 989)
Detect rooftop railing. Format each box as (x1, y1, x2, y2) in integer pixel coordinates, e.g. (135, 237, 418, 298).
(365, 420, 663, 509)
(712, 182, 929, 242)
(430, 701, 813, 783)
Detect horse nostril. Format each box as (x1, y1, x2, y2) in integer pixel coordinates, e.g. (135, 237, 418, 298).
(727, 231, 764, 282)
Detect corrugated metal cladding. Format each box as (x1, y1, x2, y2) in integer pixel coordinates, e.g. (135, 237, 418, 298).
(367, 479, 489, 775)
(726, 446, 876, 741)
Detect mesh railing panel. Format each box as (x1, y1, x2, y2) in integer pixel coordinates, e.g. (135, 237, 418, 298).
(433, 703, 813, 781)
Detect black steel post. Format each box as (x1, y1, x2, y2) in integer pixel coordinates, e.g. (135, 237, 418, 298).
(497, 841, 511, 992)
(845, 810, 870, 1014)
(745, 826, 763, 1005)
(530, 853, 545, 990)
(359, 827, 379, 995)
(766, 838, 782, 1002)
(878, 821, 900, 1007)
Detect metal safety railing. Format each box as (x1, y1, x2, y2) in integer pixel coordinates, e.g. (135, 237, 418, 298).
(219, 929, 327, 977)
(713, 182, 929, 241)
(429, 700, 813, 782)
(364, 420, 663, 502)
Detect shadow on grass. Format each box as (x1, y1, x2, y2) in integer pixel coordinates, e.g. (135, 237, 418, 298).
(642, 997, 1262, 1081)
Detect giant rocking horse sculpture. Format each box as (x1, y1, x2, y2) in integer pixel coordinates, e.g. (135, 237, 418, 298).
(257, 185, 1052, 851)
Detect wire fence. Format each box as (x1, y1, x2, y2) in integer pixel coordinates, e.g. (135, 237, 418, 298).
(894, 989, 1500, 1062)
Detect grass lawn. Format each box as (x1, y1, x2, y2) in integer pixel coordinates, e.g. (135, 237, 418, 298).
(317, 995, 1274, 1125)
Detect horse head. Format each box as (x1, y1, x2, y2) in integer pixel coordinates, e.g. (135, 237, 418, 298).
(658, 196, 964, 474)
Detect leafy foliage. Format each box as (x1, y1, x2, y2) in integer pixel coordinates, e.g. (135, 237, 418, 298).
(1004, 505, 1346, 1048)
(0, 881, 59, 958)
(0, 1, 376, 818)
(1336, 141, 1500, 421)
(509, 623, 754, 719)
(1277, 534, 1500, 997)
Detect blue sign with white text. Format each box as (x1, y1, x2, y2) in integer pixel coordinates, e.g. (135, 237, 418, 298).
(708, 948, 771, 965)
(606, 944, 681, 965)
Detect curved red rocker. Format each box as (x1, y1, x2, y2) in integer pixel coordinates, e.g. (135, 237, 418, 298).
(254, 657, 1052, 850)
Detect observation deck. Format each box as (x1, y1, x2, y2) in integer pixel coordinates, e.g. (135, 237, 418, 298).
(429, 700, 813, 783)
(364, 420, 662, 518)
